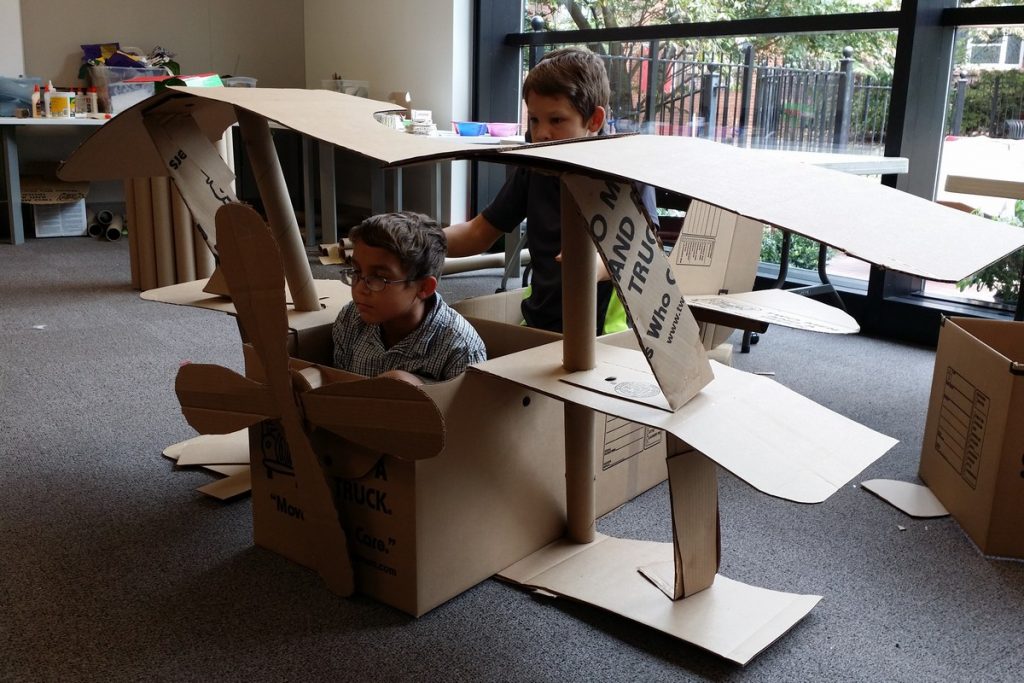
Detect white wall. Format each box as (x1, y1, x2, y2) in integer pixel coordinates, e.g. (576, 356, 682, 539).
(19, 0, 305, 87)
(304, 0, 473, 223)
(0, 0, 25, 75)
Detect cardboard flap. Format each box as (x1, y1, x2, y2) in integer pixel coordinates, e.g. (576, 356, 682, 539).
(861, 479, 949, 518)
(196, 468, 252, 500)
(562, 173, 713, 410)
(472, 341, 897, 503)
(498, 534, 821, 665)
(688, 290, 860, 334)
(143, 112, 237, 250)
(669, 200, 761, 295)
(497, 135, 1024, 283)
(173, 430, 250, 466)
(300, 378, 445, 461)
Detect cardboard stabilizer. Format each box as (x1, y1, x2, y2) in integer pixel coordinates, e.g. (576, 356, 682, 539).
(498, 534, 821, 666)
(687, 290, 860, 335)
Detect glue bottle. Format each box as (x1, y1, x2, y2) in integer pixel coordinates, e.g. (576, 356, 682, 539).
(87, 86, 98, 116)
(30, 84, 41, 118)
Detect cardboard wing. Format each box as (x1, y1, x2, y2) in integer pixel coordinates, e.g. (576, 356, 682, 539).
(472, 340, 896, 504)
(497, 135, 1024, 283)
(561, 174, 713, 410)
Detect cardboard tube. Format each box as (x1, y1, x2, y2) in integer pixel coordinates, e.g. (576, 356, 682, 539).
(131, 177, 158, 291)
(123, 180, 141, 289)
(150, 177, 176, 287)
(564, 402, 596, 543)
(170, 181, 197, 283)
(560, 177, 598, 544)
(104, 223, 122, 241)
(193, 217, 215, 279)
(442, 250, 530, 275)
(217, 128, 236, 192)
(235, 108, 319, 311)
(560, 179, 596, 370)
(87, 223, 104, 238)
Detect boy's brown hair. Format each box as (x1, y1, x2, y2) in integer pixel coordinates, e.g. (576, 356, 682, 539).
(349, 211, 447, 280)
(522, 46, 611, 124)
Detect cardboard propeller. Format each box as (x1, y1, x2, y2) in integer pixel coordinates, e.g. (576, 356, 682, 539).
(174, 202, 446, 595)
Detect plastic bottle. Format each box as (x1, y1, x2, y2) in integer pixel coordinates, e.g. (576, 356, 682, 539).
(43, 82, 53, 117)
(30, 84, 41, 118)
(87, 87, 98, 116)
(75, 88, 87, 116)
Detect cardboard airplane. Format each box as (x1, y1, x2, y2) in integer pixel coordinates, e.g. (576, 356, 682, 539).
(58, 88, 1024, 664)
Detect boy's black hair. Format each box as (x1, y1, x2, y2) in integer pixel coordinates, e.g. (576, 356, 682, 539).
(522, 46, 611, 123)
(349, 211, 447, 280)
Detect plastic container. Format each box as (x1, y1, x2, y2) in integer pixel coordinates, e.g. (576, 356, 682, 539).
(453, 121, 487, 136)
(486, 122, 520, 137)
(222, 76, 257, 88)
(87, 66, 166, 113)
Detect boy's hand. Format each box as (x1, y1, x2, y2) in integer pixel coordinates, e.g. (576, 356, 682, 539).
(554, 251, 611, 281)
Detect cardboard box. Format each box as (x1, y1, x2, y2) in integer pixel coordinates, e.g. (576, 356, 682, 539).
(246, 314, 665, 616)
(20, 176, 90, 238)
(247, 319, 563, 616)
(919, 317, 1024, 558)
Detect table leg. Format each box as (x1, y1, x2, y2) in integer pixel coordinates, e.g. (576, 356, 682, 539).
(318, 141, 337, 244)
(1, 124, 24, 245)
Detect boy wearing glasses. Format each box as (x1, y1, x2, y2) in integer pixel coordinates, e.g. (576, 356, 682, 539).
(332, 212, 487, 385)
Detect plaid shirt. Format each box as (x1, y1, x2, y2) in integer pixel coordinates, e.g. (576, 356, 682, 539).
(332, 293, 487, 382)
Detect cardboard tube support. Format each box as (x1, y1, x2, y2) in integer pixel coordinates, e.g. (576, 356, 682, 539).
(193, 219, 215, 279)
(560, 177, 597, 543)
(131, 177, 158, 291)
(123, 180, 140, 289)
(150, 177, 176, 287)
(170, 181, 197, 283)
(235, 108, 319, 312)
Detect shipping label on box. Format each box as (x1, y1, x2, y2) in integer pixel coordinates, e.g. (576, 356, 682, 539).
(919, 317, 1024, 558)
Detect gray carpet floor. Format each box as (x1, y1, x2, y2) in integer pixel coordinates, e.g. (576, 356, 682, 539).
(2, 236, 1023, 682)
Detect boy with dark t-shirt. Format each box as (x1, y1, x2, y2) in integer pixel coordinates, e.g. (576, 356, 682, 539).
(444, 46, 657, 335)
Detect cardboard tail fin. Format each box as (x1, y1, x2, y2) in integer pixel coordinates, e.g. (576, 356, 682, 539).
(639, 435, 719, 599)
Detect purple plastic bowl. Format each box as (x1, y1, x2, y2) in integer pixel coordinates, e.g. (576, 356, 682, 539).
(486, 122, 520, 137)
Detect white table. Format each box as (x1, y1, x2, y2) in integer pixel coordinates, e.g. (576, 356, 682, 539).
(1, 116, 107, 244)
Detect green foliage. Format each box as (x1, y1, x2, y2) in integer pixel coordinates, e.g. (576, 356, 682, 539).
(526, 1, 898, 71)
(957, 201, 1024, 304)
(760, 227, 833, 270)
(956, 69, 1024, 136)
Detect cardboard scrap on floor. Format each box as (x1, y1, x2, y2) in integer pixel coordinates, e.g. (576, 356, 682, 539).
(174, 429, 250, 466)
(162, 432, 253, 499)
(861, 479, 949, 518)
(499, 534, 820, 666)
(197, 468, 252, 500)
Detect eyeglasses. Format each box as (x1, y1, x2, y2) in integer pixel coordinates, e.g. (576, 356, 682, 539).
(338, 266, 416, 292)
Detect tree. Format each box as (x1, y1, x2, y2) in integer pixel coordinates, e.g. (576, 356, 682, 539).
(525, 1, 899, 129)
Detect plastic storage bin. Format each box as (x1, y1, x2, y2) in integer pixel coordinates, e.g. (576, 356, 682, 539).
(87, 66, 167, 114)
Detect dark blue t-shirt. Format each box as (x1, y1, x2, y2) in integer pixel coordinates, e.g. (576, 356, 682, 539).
(482, 166, 659, 334)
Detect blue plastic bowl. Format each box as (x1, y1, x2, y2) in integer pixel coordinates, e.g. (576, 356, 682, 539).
(453, 121, 487, 136)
